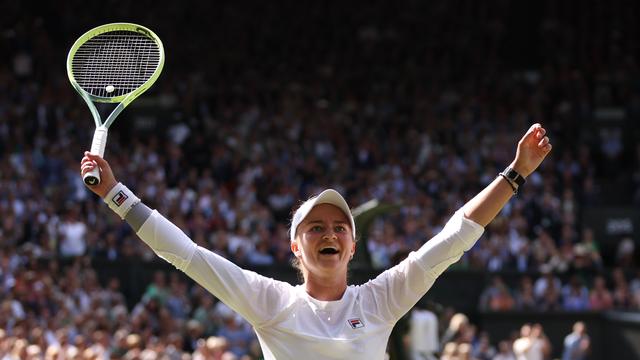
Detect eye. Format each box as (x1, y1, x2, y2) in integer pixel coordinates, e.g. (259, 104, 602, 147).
(310, 225, 324, 232)
(334, 225, 347, 233)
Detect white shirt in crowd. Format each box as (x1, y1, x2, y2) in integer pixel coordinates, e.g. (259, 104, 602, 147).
(59, 220, 87, 257)
(409, 308, 439, 360)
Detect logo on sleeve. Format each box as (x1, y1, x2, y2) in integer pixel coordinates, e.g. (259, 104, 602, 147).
(347, 318, 364, 329)
(112, 191, 128, 206)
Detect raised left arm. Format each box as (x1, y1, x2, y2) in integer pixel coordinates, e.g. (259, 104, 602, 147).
(462, 123, 552, 227)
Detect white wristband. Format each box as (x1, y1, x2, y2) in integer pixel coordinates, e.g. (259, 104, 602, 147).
(104, 183, 141, 220)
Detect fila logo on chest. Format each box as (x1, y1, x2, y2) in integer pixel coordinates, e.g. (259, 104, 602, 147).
(347, 318, 364, 329)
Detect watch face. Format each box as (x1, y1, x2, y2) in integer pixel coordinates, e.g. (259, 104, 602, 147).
(506, 167, 525, 186)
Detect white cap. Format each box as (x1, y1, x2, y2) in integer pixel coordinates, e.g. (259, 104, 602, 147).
(290, 189, 356, 242)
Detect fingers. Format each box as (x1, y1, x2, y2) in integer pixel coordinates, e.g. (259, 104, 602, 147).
(529, 124, 546, 140)
(525, 123, 541, 135)
(84, 151, 107, 165)
(537, 134, 552, 153)
(523, 123, 549, 144)
(81, 151, 112, 170)
(81, 161, 97, 175)
(525, 123, 541, 136)
(521, 123, 543, 144)
(80, 152, 99, 176)
(538, 136, 549, 147)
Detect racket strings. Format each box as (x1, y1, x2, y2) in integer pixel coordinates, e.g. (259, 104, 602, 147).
(71, 31, 161, 98)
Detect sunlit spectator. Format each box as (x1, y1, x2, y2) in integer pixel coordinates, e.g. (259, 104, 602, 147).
(561, 321, 590, 360)
(58, 207, 87, 257)
(513, 323, 551, 360)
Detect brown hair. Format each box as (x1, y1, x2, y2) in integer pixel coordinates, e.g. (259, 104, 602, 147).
(290, 257, 305, 283)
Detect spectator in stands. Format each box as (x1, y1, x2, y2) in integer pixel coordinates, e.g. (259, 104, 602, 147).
(143, 270, 170, 305)
(485, 219, 511, 272)
(440, 313, 470, 352)
(57, 207, 87, 257)
(407, 304, 439, 360)
(612, 267, 633, 309)
(217, 312, 256, 358)
(456, 342, 472, 360)
(183, 319, 205, 353)
(192, 295, 220, 337)
(494, 340, 517, 360)
(538, 283, 562, 312)
(574, 228, 602, 271)
(514, 276, 537, 311)
(616, 237, 636, 268)
(472, 332, 496, 360)
(192, 336, 231, 360)
(589, 275, 614, 310)
(533, 265, 562, 301)
(513, 323, 551, 360)
(246, 239, 275, 266)
(562, 275, 590, 311)
(94, 232, 120, 261)
(440, 341, 459, 360)
(561, 321, 590, 360)
(479, 276, 516, 311)
(458, 323, 478, 348)
(510, 241, 535, 272)
(530, 229, 562, 273)
(165, 274, 191, 320)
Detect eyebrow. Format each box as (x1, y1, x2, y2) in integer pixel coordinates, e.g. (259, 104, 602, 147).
(305, 220, 349, 225)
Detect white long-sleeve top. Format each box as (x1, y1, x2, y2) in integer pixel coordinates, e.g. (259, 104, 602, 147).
(136, 208, 484, 359)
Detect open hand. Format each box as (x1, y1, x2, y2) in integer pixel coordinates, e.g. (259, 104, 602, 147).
(510, 124, 552, 177)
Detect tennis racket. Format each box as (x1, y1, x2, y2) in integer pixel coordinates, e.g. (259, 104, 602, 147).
(67, 23, 164, 185)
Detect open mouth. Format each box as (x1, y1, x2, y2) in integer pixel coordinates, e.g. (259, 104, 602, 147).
(319, 247, 339, 255)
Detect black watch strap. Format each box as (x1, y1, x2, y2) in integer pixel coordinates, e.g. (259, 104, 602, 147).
(501, 166, 526, 187)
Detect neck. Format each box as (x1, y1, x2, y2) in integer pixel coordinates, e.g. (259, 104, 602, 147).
(303, 272, 348, 301)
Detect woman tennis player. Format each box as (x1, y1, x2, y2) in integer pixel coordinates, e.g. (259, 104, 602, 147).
(81, 123, 551, 359)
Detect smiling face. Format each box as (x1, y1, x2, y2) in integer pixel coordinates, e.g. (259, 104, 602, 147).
(291, 203, 356, 281)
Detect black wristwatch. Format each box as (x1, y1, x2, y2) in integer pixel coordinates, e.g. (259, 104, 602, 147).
(499, 166, 526, 194)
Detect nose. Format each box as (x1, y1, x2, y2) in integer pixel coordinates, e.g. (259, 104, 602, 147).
(322, 231, 338, 240)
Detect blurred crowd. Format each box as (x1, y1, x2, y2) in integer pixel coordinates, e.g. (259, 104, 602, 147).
(1, 0, 639, 358)
(412, 310, 590, 360)
(478, 267, 640, 313)
(0, 254, 260, 359)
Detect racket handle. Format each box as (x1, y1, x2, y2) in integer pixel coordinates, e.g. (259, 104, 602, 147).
(84, 126, 109, 186)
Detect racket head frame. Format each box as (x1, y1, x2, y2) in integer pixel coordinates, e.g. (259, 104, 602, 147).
(66, 23, 165, 128)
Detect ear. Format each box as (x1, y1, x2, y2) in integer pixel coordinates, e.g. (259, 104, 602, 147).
(291, 241, 302, 257)
(350, 241, 356, 256)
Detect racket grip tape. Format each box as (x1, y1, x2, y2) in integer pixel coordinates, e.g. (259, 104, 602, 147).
(84, 126, 109, 186)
